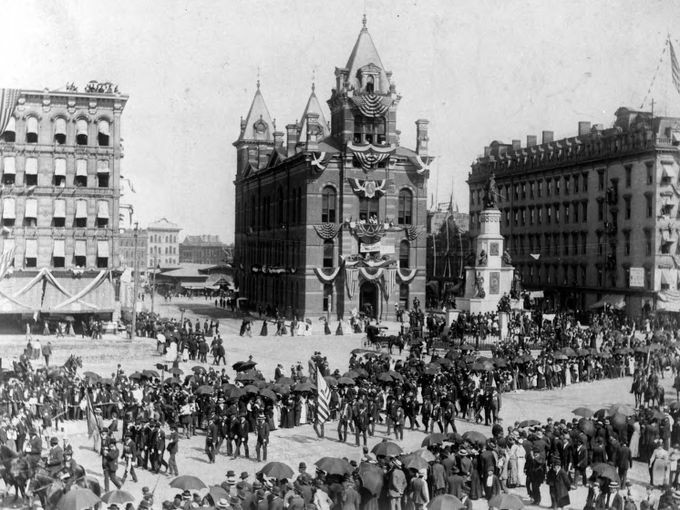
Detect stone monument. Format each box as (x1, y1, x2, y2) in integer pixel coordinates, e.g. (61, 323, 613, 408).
(457, 174, 515, 313)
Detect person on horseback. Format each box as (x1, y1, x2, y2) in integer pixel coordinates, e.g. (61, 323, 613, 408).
(46, 437, 63, 477)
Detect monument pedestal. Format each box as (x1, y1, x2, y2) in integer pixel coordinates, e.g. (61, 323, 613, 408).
(456, 207, 514, 313)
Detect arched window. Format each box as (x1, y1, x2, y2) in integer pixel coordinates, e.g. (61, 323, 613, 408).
(76, 119, 88, 145)
(53, 118, 67, 144)
(2, 117, 15, 142)
(321, 186, 336, 223)
(398, 189, 413, 225)
(26, 117, 38, 143)
(365, 75, 375, 93)
(323, 240, 334, 268)
(98, 120, 110, 146)
(399, 240, 410, 269)
(399, 284, 409, 309)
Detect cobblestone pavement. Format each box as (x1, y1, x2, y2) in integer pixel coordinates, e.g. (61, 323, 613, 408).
(0, 300, 671, 509)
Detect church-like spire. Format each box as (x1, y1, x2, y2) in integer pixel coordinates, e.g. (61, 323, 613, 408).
(298, 82, 330, 143)
(236, 81, 275, 142)
(342, 18, 390, 94)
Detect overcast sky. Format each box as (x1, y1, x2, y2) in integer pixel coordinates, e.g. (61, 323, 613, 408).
(3, 0, 680, 242)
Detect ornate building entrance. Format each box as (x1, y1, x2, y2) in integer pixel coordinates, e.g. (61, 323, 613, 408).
(359, 281, 378, 319)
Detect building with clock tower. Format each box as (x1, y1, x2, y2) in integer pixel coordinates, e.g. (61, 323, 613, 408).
(233, 18, 430, 324)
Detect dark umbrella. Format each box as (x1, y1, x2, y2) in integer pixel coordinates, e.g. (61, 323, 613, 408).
(259, 389, 277, 401)
(169, 367, 184, 376)
(427, 494, 465, 510)
(128, 372, 143, 380)
(579, 418, 595, 436)
(357, 462, 383, 496)
(377, 373, 394, 383)
(101, 490, 135, 505)
(492, 358, 508, 368)
(402, 455, 429, 471)
(462, 431, 487, 446)
(561, 347, 578, 357)
(386, 370, 403, 381)
(142, 369, 159, 378)
(83, 371, 100, 382)
(411, 448, 436, 462)
(592, 463, 620, 482)
(488, 493, 524, 510)
(208, 486, 228, 504)
(192, 366, 207, 373)
(372, 440, 403, 457)
(593, 408, 609, 420)
(572, 407, 595, 418)
(233, 361, 257, 372)
(315, 457, 352, 476)
(518, 419, 540, 428)
(552, 353, 568, 361)
(227, 387, 245, 399)
(324, 376, 338, 387)
(170, 475, 207, 490)
(196, 385, 214, 395)
(293, 381, 314, 393)
(459, 343, 475, 351)
(101, 378, 114, 386)
(337, 376, 355, 386)
(258, 461, 294, 480)
(421, 433, 448, 447)
(235, 371, 258, 382)
(163, 377, 181, 386)
(57, 487, 101, 510)
(243, 384, 259, 394)
(609, 404, 635, 417)
(276, 376, 294, 386)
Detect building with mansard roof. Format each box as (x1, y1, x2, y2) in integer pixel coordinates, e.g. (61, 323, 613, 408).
(468, 108, 680, 314)
(0, 84, 127, 326)
(233, 19, 431, 322)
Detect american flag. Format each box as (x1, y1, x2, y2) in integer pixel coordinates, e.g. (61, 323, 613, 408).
(0, 246, 15, 280)
(316, 365, 331, 424)
(85, 392, 101, 451)
(670, 39, 680, 95)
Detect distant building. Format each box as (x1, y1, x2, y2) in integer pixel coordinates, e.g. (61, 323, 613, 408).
(179, 235, 228, 265)
(468, 107, 680, 313)
(147, 218, 181, 268)
(119, 228, 148, 270)
(0, 83, 128, 321)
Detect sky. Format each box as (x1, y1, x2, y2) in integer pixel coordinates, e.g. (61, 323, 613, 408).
(3, 0, 680, 242)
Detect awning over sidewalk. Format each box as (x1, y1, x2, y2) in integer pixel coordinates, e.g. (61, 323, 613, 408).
(589, 294, 626, 310)
(657, 290, 680, 312)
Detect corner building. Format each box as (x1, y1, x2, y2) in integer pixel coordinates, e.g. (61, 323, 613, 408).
(468, 108, 680, 314)
(0, 86, 127, 320)
(233, 21, 430, 321)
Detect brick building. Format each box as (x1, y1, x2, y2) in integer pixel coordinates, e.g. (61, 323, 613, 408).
(468, 107, 680, 313)
(233, 19, 430, 321)
(119, 227, 148, 271)
(179, 235, 227, 265)
(0, 84, 127, 320)
(147, 218, 181, 268)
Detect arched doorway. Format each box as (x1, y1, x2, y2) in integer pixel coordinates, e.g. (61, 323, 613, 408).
(359, 281, 379, 319)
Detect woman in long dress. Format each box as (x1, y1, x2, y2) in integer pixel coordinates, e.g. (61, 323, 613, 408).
(516, 439, 527, 487)
(630, 419, 641, 459)
(507, 438, 521, 487)
(299, 395, 308, 424)
(564, 362, 572, 386)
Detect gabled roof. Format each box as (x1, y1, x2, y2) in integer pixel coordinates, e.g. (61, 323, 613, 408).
(148, 218, 181, 231)
(344, 22, 390, 94)
(298, 85, 330, 143)
(237, 82, 275, 142)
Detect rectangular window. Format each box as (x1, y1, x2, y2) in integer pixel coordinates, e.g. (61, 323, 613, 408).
(25, 157, 38, 186)
(359, 197, 379, 222)
(24, 198, 37, 227)
(597, 234, 603, 256)
(25, 239, 37, 267)
(75, 200, 87, 228)
(75, 159, 88, 187)
(573, 203, 579, 223)
(537, 180, 542, 198)
(564, 204, 570, 223)
(582, 173, 588, 192)
(624, 196, 631, 219)
(53, 199, 66, 227)
(54, 159, 66, 187)
(322, 284, 333, 312)
(554, 204, 560, 224)
(646, 232, 652, 256)
(573, 174, 579, 193)
(2, 157, 15, 185)
(598, 170, 604, 191)
(97, 240, 109, 268)
(53, 239, 65, 268)
(2, 197, 15, 226)
(564, 176, 570, 195)
(537, 206, 542, 224)
(555, 177, 561, 196)
(646, 162, 654, 185)
(625, 165, 632, 187)
(598, 201, 604, 221)
(546, 178, 552, 196)
(323, 241, 334, 268)
(646, 195, 653, 218)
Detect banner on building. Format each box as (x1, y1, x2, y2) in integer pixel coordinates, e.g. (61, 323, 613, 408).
(629, 267, 645, 288)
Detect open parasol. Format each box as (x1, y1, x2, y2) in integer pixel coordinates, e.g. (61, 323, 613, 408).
(170, 475, 207, 490)
(427, 494, 465, 510)
(357, 462, 383, 496)
(258, 461, 294, 480)
(315, 457, 352, 476)
(371, 440, 403, 457)
(56, 487, 102, 510)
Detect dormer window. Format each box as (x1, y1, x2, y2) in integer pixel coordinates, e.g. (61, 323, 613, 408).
(365, 75, 375, 93)
(353, 115, 385, 145)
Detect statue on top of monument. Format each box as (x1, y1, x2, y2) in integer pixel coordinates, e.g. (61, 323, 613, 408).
(474, 271, 486, 298)
(483, 173, 500, 209)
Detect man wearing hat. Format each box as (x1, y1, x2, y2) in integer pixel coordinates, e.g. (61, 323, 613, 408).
(236, 471, 251, 495)
(388, 458, 407, 510)
(546, 459, 572, 510)
(102, 437, 122, 492)
(46, 437, 64, 476)
(410, 469, 430, 510)
(255, 413, 269, 462)
(205, 417, 218, 463)
(27, 429, 42, 471)
(234, 413, 250, 459)
(216, 498, 229, 510)
(269, 486, 284, 510)
(221, 470, 237, 494)
(121, 433, 138, 484)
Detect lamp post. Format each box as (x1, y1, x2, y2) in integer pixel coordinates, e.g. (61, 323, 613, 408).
(130, 222, 139, 340)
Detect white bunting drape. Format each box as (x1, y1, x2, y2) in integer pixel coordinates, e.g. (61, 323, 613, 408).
(314, 266, 342, 283)
(396, 262, 417, 283)
(359, 267, 383, 280)
(345, 268, 359, 298)
(0, 89, 20, 136)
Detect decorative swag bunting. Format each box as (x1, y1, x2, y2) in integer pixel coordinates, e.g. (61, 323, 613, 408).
(404, 225, 422, 241)
(313, 223, 342, 239)
(359, 267, 384, 280)
(0, 89, 20, 135)
(347, 142, 395, 172)
(347, 178, 386, 198)
(396, 262, 417, 283)
(350, 93, 392, 117)
(314, 266, 342, 283)
(408, 154, 432, 175)
(345, 268, 359, 298)
(311, 152, 332, 172)
(352, 221, 385, 241)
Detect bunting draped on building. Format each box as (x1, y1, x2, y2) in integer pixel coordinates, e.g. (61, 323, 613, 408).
(54, 270, 108, 310)
(347, 178, 386, 198)
(314, 266, 342, 283)
(313, 223, 342, 239)
(342, 254, 394, 268)
(404, 225, 422, 241)
(407, 154, 432, 175)
(0, 89, 20, 135)
(359, 267, 384, 280)
(350, 93, 392, 117)
(345, 268, 359, 298)
(0, 247, 16, 280)
(383, 268, 396, 301)
(396, 262, 417, 283)
(351, 221, 385, 240)
(347, 141, 395, 171)
(311, 152, 333, 173)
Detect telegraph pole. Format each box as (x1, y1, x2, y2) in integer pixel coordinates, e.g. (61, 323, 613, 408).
(130, 222, 139, 340)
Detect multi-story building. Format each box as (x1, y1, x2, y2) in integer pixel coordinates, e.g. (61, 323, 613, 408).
(119, 228, 148, 271)
(179, 235, 227, 265)
(233, 19, 430, 321)
(468, 107, 680, 313)
(0, 84, 127, 320)
(147, 218, 181, 268)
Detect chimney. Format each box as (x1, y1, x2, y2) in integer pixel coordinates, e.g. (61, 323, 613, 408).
(305, 112, 320, 152)
(484, 146, 490, 157)
(286, 124, 299, 157)
(512, 139, 521, 150)
(415, 119, 429, 156)
(578, 121, 591, 136)
(542, 131, 554, 144)
(527, 135, 537, 147)
(273, 131, 284, 149)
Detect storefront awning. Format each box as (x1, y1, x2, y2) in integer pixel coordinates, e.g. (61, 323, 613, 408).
(662, 230, 677, 244)
(76, 159, 88, 177)
(662, 163, 678, 180)
(54, 199, 66, 218)
(24, 199, 37, 219)
(25, 158, 37, 175)
(658, 290, 680, 312)
(55, 117, 67, 135)
(589, 294, 626, 310)
(181, 282, 206, 290)
(97, 160, 109, 174)
(76, 119, 88, 136)
(98, 120, 110, 135)
(53, 239, 65, 258)
(75, 200, 88, 219)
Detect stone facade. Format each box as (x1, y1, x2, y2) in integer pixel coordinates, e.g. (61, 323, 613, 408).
(179, 235, 227, 265)
(468, 108, 680, 313)
(233, 21, 430, 321)
(120, 228, 148, 271)
(147, 218, 181, 268)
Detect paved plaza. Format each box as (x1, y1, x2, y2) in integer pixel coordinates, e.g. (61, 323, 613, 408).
(0, 299, 673, 509)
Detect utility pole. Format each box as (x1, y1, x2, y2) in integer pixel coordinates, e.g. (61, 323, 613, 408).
(130, 222, 139, 340)
(151, 262, 159, 314)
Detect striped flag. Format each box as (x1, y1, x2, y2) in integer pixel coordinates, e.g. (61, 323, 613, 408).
(0, 89, 20, 135)
(84, 392, 101, 451)
(0, 246, 15, 279)
(316, 365, 330, 424)
(670, 38, 680, 95)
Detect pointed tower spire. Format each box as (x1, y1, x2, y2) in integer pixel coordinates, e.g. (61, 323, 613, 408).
(235, 82, 275, 143)
(298, 82, 330, 145)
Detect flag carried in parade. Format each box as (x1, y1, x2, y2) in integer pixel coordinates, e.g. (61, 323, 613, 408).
(316, 365, 330, 424)
(84, 392, 101, 450)
(0, 245, 15, 280)
(670, 37, 680, 95)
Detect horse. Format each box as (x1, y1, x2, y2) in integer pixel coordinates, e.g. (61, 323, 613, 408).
(0, 446, 31, 502)
(42, 355, 83, 381)
(632, 374, 645, 408)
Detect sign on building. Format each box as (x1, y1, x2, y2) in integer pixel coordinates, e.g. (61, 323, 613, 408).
(629, 267, 645, 288)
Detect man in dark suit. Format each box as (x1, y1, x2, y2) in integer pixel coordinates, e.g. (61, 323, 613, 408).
(479, 443, 496, 476)
(446, 465, 466, 498)
(546, 460, 572, 510)
(616, 441, 633, 487)
(103, 437, 122, 492)
(353, 402, 369, 447)
(573, 439, 589, 487)
(255, 413, 270, 462)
